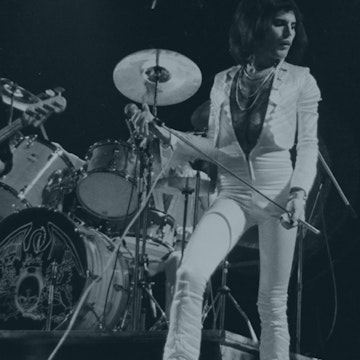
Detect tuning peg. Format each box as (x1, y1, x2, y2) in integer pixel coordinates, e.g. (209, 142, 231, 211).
(53, 87, 65, 94)
(45, 89, 56, 97)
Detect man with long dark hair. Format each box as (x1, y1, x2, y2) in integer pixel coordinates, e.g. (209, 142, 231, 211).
(133, 0, 321, 359)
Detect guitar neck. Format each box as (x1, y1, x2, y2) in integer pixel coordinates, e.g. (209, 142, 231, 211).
(0, 117, 24, 144)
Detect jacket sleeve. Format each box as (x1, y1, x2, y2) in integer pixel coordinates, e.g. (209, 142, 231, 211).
(290, 69, 321, 194)
(163, 75, 221, 164)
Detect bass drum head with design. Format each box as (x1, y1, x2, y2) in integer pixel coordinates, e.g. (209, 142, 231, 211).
(0, 208, 87, 330)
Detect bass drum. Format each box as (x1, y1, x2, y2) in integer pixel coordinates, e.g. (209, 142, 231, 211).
(0, 208, 129, 330)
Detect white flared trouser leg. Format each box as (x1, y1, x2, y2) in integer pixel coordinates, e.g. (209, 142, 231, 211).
(257, 216, 297, 360)
(163, 198, 248, 360)
(162, 272, 206, 360)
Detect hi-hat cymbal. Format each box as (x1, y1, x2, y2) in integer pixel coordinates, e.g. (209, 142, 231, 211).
(191, 99, 210, 131)
(113, 49, 202, 106)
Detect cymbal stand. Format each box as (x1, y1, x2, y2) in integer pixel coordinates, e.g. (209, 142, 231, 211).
(143, 273, 168, 331)
(202, 259, 258, 342)
(130, 56, 167, 329)
(130, 53, 175, 330)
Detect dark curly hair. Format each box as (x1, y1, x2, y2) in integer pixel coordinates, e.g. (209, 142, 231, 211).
(229, 0, 308, 65)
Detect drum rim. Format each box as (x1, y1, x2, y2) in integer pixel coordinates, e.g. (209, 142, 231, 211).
(85, 139, 133, 158)
(74, 202, 138, 221)
(77, 168, 137, 185)
(13, 135, 76, 171)
(147, 207, 175, 227)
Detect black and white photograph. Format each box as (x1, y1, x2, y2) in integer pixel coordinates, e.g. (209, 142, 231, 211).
(0, 1, 359, 360)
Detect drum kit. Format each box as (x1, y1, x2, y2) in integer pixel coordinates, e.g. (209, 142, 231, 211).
(0, 49, 213, 332)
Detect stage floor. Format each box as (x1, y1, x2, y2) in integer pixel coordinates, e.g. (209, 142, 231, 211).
(0, 329, 320, 360)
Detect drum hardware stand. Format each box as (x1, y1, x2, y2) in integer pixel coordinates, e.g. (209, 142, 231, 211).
(202, 259, 258, 343)
(45, 260, 58, 331)
(130, 143, 151, 331)
(140, 272, 168, 331)
(117, 307, 131, 331)
(130, 140, 167, 331)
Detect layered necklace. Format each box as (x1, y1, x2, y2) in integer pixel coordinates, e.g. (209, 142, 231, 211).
(235, 60, 278, 111)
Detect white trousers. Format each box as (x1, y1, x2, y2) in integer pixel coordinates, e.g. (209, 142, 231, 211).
(162, 196, 297, 360)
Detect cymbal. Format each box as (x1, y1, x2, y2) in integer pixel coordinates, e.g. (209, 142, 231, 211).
(191, 99, 210, 131)
(113, 49, 202, 106)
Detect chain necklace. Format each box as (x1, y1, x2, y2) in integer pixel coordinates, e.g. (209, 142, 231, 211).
(235, 63, 277, 111)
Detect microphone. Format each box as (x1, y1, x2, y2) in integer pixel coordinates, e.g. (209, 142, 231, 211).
(124, 102, 168, 147)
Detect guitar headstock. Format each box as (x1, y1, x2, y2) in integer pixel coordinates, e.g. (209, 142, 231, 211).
(22, 88, 67, 128)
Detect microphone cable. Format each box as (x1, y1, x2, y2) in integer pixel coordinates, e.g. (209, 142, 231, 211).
(319, 193, 338, 342)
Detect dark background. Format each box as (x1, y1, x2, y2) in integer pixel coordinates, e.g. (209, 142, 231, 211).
(1, 0, 360, 359)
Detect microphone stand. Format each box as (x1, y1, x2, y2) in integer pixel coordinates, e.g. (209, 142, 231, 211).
(318, 151, 357, 218)
(130, 140, 157, 331)
(294, 182, 323, 353)
(130, 142, 147, 331)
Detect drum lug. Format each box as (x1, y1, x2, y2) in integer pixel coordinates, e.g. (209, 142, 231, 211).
(86, 269, 99, 281)
(25, 135, 38, 148)
(106, 243, 115, 251)
(113, 283, 126, 292)
(18, 188, 27, 199)
(54, 147, 64, 157)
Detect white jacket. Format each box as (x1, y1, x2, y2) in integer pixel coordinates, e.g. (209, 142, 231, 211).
(169, 61, 321, 197)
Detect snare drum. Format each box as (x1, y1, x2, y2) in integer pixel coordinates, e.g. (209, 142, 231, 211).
(122, 208, 175, 262)
(0, 207, 129, 330)
(0, 136, 75, 220)
(76, 140, 139, 227)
